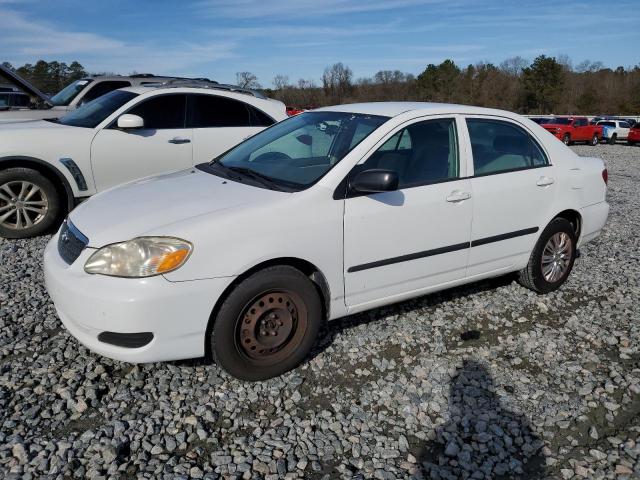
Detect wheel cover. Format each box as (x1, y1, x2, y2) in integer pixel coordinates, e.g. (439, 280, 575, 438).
(541, 232, 572, 282)
(235, 290, 308, 364)
(0, 181, 49, 230)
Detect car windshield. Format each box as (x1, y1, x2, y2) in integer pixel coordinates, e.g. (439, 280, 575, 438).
(208, 111, 389, 191)
(548, 118, 572, 125)
(57, 90, 138, 128)
(49, 79, 93, 106)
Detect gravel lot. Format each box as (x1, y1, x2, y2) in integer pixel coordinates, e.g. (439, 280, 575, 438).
(1, 144, 639, 479)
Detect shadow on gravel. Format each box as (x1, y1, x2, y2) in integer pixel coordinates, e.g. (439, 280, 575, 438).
(416, 360, 546, 479)
(309, 274, 516, 360)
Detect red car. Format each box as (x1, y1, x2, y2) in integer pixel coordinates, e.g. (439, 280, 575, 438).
(542, 117, 602, 146)
(628, 123, 640, 146)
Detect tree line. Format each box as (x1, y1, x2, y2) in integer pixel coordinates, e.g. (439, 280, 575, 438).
(263, 56, 640, 115)
(3, 56, 639, 114)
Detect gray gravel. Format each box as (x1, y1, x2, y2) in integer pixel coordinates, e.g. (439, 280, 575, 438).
(1, 144, 639, 479)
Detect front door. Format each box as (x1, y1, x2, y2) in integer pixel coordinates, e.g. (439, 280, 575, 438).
(91, 94, 192, 192)
(343, 117, 473, 308)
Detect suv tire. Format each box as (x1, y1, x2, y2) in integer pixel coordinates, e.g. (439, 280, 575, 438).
(0, 168, 61, 239)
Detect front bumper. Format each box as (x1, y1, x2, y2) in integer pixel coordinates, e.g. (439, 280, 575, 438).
(44, 233, 233, 363)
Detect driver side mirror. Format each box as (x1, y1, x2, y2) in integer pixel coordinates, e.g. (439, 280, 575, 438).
(117, 114, 144, 129)
(351, 169, 399, 194)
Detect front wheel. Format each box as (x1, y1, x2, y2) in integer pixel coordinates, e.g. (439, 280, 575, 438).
(518, 218, 577, 294)
(0, 168, 61, 239)
(608, 134, 617, 145)
(562, 134, 571, 146)
(211, 266, 323, 381)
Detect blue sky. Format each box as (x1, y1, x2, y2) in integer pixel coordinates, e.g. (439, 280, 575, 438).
(1, 0, 638, 87)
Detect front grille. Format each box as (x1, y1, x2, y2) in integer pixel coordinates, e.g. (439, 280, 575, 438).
(57, 220, 89, 265)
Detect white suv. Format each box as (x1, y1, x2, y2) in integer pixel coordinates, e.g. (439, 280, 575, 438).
(0, 82, 287, 238)
(597, 120, 632, 145)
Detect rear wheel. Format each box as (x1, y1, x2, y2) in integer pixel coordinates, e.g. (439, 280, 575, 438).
(211, 266, 322, 381)
(562, 134, 571, 146)
(0, 168, 61, 239)
(608, 134, 617, 145)
(518, 218, 577, 294)
(590, 134, 599, 146)
(629, 140, 636, 146)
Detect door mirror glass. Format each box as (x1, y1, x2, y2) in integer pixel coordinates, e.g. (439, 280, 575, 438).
(117, 114, 144, 129)
(351, 169, 399, 193)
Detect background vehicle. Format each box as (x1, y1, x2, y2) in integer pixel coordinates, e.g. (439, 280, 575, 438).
(44, 102, 609, 380)
(0, 65, 190, 123)
(0, 81, 287, 238)
(628, 123, 640, 145)
(542, 117, 602, 145)
(0, 91, 31, 110)
(597, 119, 632, 145)
(528, 117, 551, 125)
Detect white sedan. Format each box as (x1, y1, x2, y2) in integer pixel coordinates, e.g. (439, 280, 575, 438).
(0, 83, 287, 238)
(44, 102, 609, 380)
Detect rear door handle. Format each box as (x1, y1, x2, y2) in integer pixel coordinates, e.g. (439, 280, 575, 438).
(446, 191, 471, 202)
(169, 138, 191, 144)
(536, 176, 555, 187)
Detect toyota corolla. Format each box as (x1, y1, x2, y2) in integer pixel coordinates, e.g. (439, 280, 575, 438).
(44, 103, 609, 380)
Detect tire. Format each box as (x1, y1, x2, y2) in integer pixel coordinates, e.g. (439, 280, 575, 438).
(0, 168, 61, 239)
(518, 218, 577, 294)
(211, 266, 322, 381)
(628, 141, 636, 146)
(590, 134, 599, 146)
(608, 134, 617, 145)
(562, 134, 571, 146)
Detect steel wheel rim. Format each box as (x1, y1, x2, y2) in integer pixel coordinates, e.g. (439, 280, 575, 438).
(0, 181, 49, 230)
(541, 232, 572, 283)
(563, 136, 570, 145)
(235, 290, 308, 365)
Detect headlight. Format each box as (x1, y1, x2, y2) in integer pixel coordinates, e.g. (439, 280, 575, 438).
(84, 237, 192, 278)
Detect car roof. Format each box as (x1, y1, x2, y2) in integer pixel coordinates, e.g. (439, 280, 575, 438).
(314, 102, 525, 119)
(120, 84, 269, 101)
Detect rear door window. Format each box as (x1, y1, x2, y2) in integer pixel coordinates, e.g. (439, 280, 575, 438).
(466, 119, 548, 176)
(188, 94, 275, 128)
(80, 81, 131, 104)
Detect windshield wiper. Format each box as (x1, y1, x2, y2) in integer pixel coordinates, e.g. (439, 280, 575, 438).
(226, 166, 288, 191)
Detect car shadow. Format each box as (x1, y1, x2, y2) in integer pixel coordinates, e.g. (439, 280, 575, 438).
(308, 273, 517, 361)
(415, 360, 546, 479)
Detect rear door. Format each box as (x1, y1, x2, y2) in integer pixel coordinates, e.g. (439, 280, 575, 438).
(188, 94, 275, 164)
(90, 93, 192, 191)
(574, 118, 589, 141)
(464, 117, 556, 277)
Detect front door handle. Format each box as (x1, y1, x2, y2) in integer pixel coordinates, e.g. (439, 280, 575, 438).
(446, 191, 471, 202)
(536, 176, 555, 187)
(169, 138, 191, 144)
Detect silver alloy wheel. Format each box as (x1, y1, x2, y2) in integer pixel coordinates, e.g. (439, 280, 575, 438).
(0, 180, 49, 230)
(541, 232, 572, 282)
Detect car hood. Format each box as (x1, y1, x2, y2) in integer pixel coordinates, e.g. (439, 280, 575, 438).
(69, 167, 287, 247)
(0, 118, 69, 131)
